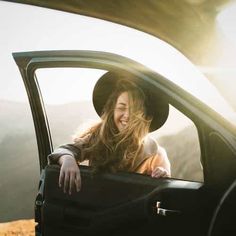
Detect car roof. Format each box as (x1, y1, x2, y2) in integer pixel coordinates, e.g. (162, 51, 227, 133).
(6, 0, 233, 64)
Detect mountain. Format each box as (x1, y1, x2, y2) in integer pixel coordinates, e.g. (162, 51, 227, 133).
(0, 100, 35, 141)
(158, 125, 203, 181)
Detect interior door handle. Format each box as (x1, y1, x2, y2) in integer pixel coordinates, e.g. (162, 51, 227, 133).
(155, 201, 181, 216)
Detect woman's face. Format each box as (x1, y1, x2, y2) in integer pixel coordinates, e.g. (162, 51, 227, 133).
(114, 92, 130, 132)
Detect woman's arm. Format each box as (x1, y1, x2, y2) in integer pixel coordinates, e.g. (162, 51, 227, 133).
(47, 144, 82, 195)
(47, 144, 82, 164)
(138, 136, 171, 178)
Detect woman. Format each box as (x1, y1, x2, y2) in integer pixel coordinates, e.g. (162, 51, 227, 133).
(48, 71, 171, 195)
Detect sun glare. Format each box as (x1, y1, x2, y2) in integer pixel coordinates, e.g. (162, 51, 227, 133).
(217, 2, 236, 44)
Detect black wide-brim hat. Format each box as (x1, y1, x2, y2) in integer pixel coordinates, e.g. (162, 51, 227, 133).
(93, 71, 169, 132)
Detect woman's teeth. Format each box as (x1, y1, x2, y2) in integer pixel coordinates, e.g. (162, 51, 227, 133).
(121, 121, 127, 126)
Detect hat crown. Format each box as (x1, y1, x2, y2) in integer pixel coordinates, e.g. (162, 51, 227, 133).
(93, 71, 169, 131)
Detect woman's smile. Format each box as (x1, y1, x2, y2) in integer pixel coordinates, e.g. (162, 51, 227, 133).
(114, 92, 130, 131)
(120, 119, 128, 129)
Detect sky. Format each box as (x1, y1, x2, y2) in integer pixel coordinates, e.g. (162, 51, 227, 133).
(0, 1, 190, 104)
(0, 1, 236, 121)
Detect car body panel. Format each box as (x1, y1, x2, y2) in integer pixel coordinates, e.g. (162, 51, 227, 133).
(40, 165, 204, 236)
(5, 0, 234, 65)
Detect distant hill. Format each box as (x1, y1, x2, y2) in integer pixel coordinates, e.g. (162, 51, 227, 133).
(158, 125, 203, 181)
(0, 99, 99, 145)
(0, 100, 35, 141)
(0, 100, 202, 222)
(43, 101, 100, 146)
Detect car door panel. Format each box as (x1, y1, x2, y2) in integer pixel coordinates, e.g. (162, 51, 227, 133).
(36, 165, 203, 236)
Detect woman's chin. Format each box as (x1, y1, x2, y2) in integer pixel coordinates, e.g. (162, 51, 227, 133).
(118, 125, 127, 132)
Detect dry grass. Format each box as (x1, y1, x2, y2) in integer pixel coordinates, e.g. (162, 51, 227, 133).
(0, 220, 35, 236)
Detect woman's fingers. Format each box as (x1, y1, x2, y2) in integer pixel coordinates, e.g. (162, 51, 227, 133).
(63, 172, 69, 193)
(58, 156, 81, 194)
(75, 171, 81, 192)
(69, 170, 81, 194)
(151, 167, 168, 178)
(60, 169, 80, 194)
(69, 171, 75, 195)
(59, 169, 65, 188)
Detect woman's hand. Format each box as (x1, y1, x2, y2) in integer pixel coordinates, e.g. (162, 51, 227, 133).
(58, 155, 81, 195)
(151, 166, 169, 178)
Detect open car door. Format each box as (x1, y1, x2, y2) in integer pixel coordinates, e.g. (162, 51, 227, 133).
(13, 50, 236, 236)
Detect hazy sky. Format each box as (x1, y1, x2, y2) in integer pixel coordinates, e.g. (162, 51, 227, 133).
(0, 1, 189, 103)
(0, 1, 236, 118)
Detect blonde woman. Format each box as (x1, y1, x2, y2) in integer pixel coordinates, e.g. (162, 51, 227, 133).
(48, 71, 171, 194)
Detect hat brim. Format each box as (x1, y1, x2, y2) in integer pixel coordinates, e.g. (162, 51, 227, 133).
(93, 71, 169, 132)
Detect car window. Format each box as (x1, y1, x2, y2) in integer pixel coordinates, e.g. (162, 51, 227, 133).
(36, 67, 203, 182)
(151, 106, 202, 182)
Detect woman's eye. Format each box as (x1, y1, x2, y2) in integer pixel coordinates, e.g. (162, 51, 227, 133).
(116, 107, 127, 112)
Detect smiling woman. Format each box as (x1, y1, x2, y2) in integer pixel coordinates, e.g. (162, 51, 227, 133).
(47, 70, 172, 194)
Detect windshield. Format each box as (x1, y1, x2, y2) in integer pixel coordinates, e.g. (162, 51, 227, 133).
(0, 1, 235, 127)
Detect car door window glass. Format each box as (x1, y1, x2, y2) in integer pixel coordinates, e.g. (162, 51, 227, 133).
(36, 68, 104, 147)
(151, 105, 202, 182)
(36, 68, 203, 182)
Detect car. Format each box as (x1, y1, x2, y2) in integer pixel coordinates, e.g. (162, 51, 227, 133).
(5, 1, 236, 236)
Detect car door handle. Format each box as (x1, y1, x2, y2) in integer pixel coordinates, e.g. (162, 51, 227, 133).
(155, 201, 181, 216)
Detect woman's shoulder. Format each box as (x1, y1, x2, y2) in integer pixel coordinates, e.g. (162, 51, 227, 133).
(142, 136, 169, 165)
(73, 134, 91, 146)
(143, 135, 159, 157)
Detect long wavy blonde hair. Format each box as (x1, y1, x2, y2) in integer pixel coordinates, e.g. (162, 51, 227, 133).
(75, 78, 152, 173)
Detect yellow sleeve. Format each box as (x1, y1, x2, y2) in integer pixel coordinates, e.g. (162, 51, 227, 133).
(135, 154, 163, 175)
(135, 150, 171, 177)
(132, 135, 171, 176)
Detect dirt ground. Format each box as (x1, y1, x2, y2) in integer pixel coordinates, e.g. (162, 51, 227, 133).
(0, 219, 35, 236)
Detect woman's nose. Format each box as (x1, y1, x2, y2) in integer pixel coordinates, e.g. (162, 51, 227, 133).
(123, 109, 129, 119)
